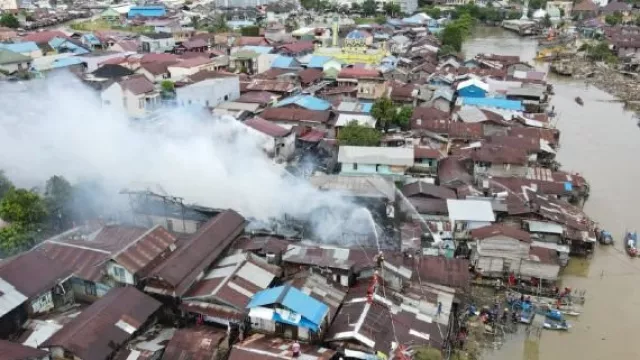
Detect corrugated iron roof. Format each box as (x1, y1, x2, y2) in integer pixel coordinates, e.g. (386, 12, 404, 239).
(0, 251, 72, 299)
(470, 224, 531, 243)
(41, 287, 161, 360)
(0, 277, 27, 319)
(260, 108, 331, 124)
(36, 242, 110, 282)
(146, 210, 246, 297)
(112, 225, 177, 277)
(0, 339, 48, 360)
(244, 117, 291, 138)
(184, 253, 280, 309)
(229, 334, 335, 360)
(163, 327, 226, 360)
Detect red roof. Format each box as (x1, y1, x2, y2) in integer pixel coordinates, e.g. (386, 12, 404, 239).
(244, 117, 291, 137)
(42, 287, 161, 360)
(338, 67, 381, 79)
(172, 56, 212, 68)
(277, 40, 314, 54)
(237, 91, 278, 104)
(163, 327, 226, 360)
(260, 108, 331, 124)
(414, 146, 443, 160)
(119, 75, 155, 95)
(0, 251, 72, 299)
(298, 68, 323, 84)
(140, 53, 180, 64)
(297, 127, 326, 142)
(22, 30, 68, 43)
(470, 224, 532, 243)
(237, 36, 269, 46)
(113, 225, 177, 277)
(411, 106, 449, 123)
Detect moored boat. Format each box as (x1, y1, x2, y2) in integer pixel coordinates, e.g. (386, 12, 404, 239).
(543, 310, 571, 330)
(519, 302, 535, 324)
(596, 229, 614, 245)
(625, 231, 638, 257)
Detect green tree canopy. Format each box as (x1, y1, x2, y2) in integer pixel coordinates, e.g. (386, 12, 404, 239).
(394, 106, 413, 130)
(0, 188, 47, 225)
(0, 170, 14, 200)
(0, 13, 19, 29)
(414, 346, 443, 360)
(241, 25, 260, 36)
(362, 0, 378, 16)
(440, 23, 465, 52)
(0, 223, 32, 254)
(384, 2, 401, 16)
(207, 15, 229, 33)
(45, 175, 73, 230)
(371, 97, 396, 132)
(338, 121, 382, 146)
(605, 12, 623, 26)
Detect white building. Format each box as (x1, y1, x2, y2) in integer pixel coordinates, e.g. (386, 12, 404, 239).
(140, 33, 176, 53)
(243, 117, 296, 160)
(176, 74, 240, 108)
(0, 0, 18, 9)
(101, 75, 160, 118)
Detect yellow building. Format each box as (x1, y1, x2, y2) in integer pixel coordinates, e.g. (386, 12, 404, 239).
(314, 44, 387, 65)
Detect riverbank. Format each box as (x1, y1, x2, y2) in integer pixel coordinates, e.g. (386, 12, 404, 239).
(551, 57, 640, 111)
(464, 27, 640, 360)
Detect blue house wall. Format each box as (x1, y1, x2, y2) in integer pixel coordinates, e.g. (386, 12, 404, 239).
(457, 85, 487, 98)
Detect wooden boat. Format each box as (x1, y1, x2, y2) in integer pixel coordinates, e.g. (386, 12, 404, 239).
(596, 229, 614, 245)
(519, 303, 535, 324)
(544, 319, 571, 331)
(575, 97, 584, 106)
(625, 231, 638, 257)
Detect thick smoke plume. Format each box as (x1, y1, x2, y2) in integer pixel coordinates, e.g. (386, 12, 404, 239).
(0, 73, 376, 244)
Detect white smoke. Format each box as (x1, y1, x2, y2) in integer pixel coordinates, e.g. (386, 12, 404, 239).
(0, 72, 378, 244)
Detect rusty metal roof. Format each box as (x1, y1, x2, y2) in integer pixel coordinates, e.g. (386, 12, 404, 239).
(229, 334, 335, 360)
(112, 225, 177, 277)
(36, 242, 110, 282)
(0, 339, 48, 360)
(180, 301, 245, 322)
(414, 256, 470, 290)
(41, 287, 161, 360)
(146, 210, 246, 297)
(184, 253, 281, 310)
(288, 272, 348, 321)
(163, 327, 226, 360)
(0, 250, 72, 299)
(470, 224, 531, 243)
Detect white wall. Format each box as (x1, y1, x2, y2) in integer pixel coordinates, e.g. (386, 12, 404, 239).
(148, 215, 200, 234)
(106, 261, 136, 285)
(30, 291, 54, 314)
(168, 62, 217, 81)
(257, 53, 278, 74)
(175, 76, 240, 108)
(141, 36, 176, 53)
(101, 83, 126, 114)
(101, 83, 157, 118)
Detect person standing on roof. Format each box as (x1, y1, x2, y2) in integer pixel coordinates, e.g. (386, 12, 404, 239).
(437, 301, 442, 317)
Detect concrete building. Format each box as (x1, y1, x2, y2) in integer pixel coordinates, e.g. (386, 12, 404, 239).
(101, 75, 160, 118)
(175, 73, 240, 108)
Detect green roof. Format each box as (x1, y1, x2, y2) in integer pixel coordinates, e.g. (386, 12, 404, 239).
(101, 8, 121, 18)
(323, 67, 339, 79)
(0, 49, 32, 65)
(234, 50, 259, 59)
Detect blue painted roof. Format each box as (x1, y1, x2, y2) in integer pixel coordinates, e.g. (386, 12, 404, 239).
(51, 57, 83, 68)
(271, 55, 299, 69)
(128, 6, 166, 18)
(275, 95, 331, 111)
(82, 33, 101, 45)
(247, 286, 284, 308)
(361, 102, 373, 113)
(461, 97, 524, 111)
(564, 182, 573, 191)
(247, 285, 329, 330)
(307, 55, 332, 68)
(0, 42, 39, 54)
(241, 46, 273, 55)
(346, 30, 369, 39)
(228, 20, 255, 29)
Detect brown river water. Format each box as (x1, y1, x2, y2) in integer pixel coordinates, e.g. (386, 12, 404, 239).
(463, 27, 640, 360)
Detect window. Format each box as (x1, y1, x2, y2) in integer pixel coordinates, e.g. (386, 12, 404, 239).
(113, 266, 126, 281)
(353, 163, 358, 170)
(167, 219, 174, 232)
(224, 95, 229, 101)
(84, 281, 97, 296)
(139, 98, 145, 109)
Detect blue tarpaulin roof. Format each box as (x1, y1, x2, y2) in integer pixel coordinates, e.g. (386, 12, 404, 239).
(271, 55, 300, 69)
(461, 97, 524, 111)
(0, 42, 39, 54)
(48, 37, 90, 55)
(346, 30, 369, 39)
(128, 6, 166, 18)
(276, 95, 331, 111)
(82, 33, 101, 45)
(307, 55, 333, 68)
(563, 182, 573, 191)
(247, 285, 329, 330)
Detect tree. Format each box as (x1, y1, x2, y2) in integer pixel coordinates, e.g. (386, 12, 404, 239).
(375, 15, 387, 24)
(0, 13, 19, 29)
(44, 176, 73, 231)
(0, 223, 32, 254)
(384, 2, 401, 16)
(351, 2, 361, 11)
(393, 106, 413, 130)
(362, 0, 377, 16)
(161, 80, 175, 93)
(338, 121, 382, 146)
(422, 6, 441, 19)
(371, 97, 396, 132)
(0, 188, 47, 225)
(440, 23, 464, 52)
(241, 25, 260, 36)
(208, 15, 229, 33)
(605, 11, 623, 25)
(0, 170, 14, 200)
(541, 13, 552, 27)
(414, 347, 443, 360)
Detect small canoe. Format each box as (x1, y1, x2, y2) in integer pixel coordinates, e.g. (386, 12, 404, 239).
(597, 229, 614, 245)
(625, 231, 638, 257)
(575, 97, 584, 106)
(544, 320, 571, 331)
